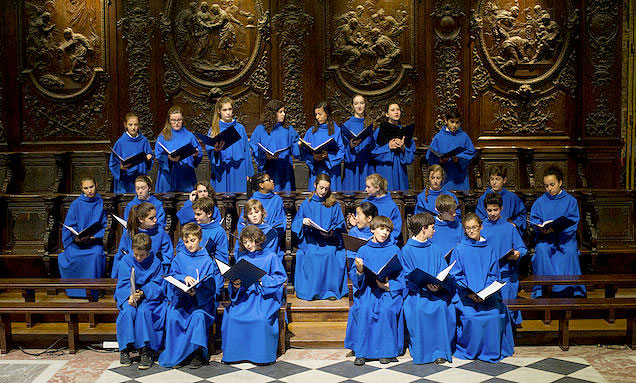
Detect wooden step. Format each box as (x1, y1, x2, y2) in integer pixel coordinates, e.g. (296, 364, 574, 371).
(288, 321, 347, 349)
(287, 296, 350, 322)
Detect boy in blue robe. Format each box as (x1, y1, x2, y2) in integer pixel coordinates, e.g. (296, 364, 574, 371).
(342, 95, 374, 191)
(530, 167, 586, 298)
(291, 173, 347, 300)
(109, 113, 154, 193)
(176, 181, 222, 225)
(401, 213, 456, 365)
(122, 175, 166, 229)
(59, 176, 107, 298)
(155, 106, 202, 192)
(176, 197, 229, 266)
(300, 101, 345, 191)
(480, 193, 527, 326)
(158, 223, 223, 368)
(371, 103, 415, 191)
(205, 97, 253, 193)
(363, 174, 402, 245)
(429, 194, 463, 256)
(476, 166, 527, 233)
(234, 199, 283, 263)
(221, 226, 287, 364)
(450, 213, 514, 363)
(414, 164, 461, 220)
(115, 233, 165, 370)
(249, 100, 300, 191)
(345, 216, 405, 366)
(426, 108, 476, 191)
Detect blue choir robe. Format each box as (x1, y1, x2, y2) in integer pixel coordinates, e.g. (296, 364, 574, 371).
(158, 247, 223, 367)
(237, 191, 286, 234)
(155, 127, 202, 192)
(476, 188, 527, 233)
(301, 124, 345, 191)
(450, 236, 514, 363)
(109, 132, 154, 193)
(123, 195, 166, 228)
(342, 116, 374, 191)
(426, 127, 476, 191)
(371, 125, 416, 191)
(59, 194, 107, 298)
(291, 195, 347, 300)
(344, 240, 405, 359)
(176, 220, 229, 265)
(221, 249, 287, 364)
(249, 122, 300, 191)
(115, 253, 165, 351)
(530, 190, 586, 298)
(346, 226, 373, 296)
(481, 218, 527, 325)
(430, 217, 463, 257)
(112, 224, 174, 279)
(206, 120, 253, 193)
(400, 238, 456, 364)
(234, 222, 283, 263)
(414, 186, 462, 220)
(176, 199, 222, 226)
(363, 194, 402, 244)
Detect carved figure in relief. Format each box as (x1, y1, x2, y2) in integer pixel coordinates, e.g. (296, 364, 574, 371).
(209, 4, 242, 67)
(25, 2, 57, 71)
(334, 17, 368, 71)
(369, 28, 400, 76)
(529, 12, 561, 63)
(175, 1, 198, 54)
(58, 27, 93, 82)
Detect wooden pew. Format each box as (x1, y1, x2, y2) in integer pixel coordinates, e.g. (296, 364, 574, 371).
(519, 274, 636, 298)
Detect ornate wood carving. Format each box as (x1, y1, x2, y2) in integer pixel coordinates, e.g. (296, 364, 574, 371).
(273, 0, 313, 130)
(20, 152, 65, 193)
(117, 0, 154, 137)
(586, 97, 617, 137)
(0, 38, 5, 144)
(586, 0, 618, 88)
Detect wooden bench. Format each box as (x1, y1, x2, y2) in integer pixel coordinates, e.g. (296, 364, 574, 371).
(0, 301, 118, 354)
(505, 298, 636, 351)
(519, 274, 636, 298)
(0, 278, 117, 303)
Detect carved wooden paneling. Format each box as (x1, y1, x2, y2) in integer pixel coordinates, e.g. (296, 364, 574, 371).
(4, 196, 51, 254)
(19, 152, 65, 193)
(69, 151, 110, 193)
(594, 191, 636, 248)
(533, 149, 570, 190)
(479, 149, 521, 189)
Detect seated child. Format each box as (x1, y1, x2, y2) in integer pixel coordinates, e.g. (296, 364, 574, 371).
(450, 213, 514, 363)
(401, 213, 455, 365)
(59, 176, 107, 298)
(530, 167, 586, 298)
(115, 233, 165, 370)
(176, 197, 229, 265)
(346, 201, 378, 264)
(429, 195, 463, 256)
(109, 113, 153, 193)
(414, 165, 461, 219)
(345, 216, 405, 366)
(176, 181, 222, 225)
(123, 176, 166, 228)
(221, 225, 287, 364)
(476, 166, 526, 233)
(238, 172, 286, 240)
(363, 173, 402, 244)
(158, 223, 223, 368)
(235, 199, 283, 263)
(481, 193, 527, 326)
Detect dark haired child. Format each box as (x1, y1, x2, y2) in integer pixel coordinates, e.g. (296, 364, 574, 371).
(176, 181, 222, 225)
(476, 166, 526, 233)
(221, 226, 287, 364)
(123, 175, 166, 228)
(115, 233, 165, 370)
(530, 167, 586, 298)
(429, 194, 463, 256)
(401, 213, 455, 364)
(345, 216, 405, 366)
(109, 113, 154, 193)
(237, 172, 286, 232)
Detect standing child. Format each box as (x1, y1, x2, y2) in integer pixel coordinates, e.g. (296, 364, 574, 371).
(476, 166, 527, 233)
(205, 96, 253, 193)
(113, 202, 174, 278)
(250, 100, 300, 191)
(363, 173, 402, 244)
(450, 213, 514, 363)
(59, 176, 107, 298)
(414, 165, 461, 220)
(530, 167, 586, 298)
(480, 193, 527, 326)
(155, 105, 202, 192)
(291, 173, 347, 300)
(371, 103, 415, 191)
(345, 216, 405, 366)
(115, 233, 165, 370)
(109, 113, 154, 193)
(342, 95, 374, 191)
(429, 194, 463, 256)
(221, 226, 287, 364)
(401, 213, 456, 365)
(426, 108, 476, 191)
(158, 223, 223, 368)
(234, 199, 283, 263)
(176, 181, 221, 225)
(300, 101, 345, 191)
(176, 197, 229, 265)
(123, 176, 166, 228)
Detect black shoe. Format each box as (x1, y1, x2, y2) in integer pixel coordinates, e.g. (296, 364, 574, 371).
(379, 358, 391, 364)
(120, 350, 132, 367)
(138, 347, 152, 370)
(434, 358, 447, 365)
(189, 349, 205, 369)
(354, 357, 365, 366)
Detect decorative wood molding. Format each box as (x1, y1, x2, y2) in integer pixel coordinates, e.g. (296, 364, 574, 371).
(586, 97, 617, 137)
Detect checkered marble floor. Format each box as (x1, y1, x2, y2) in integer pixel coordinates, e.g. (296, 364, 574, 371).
(96, 356, 607, 383)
